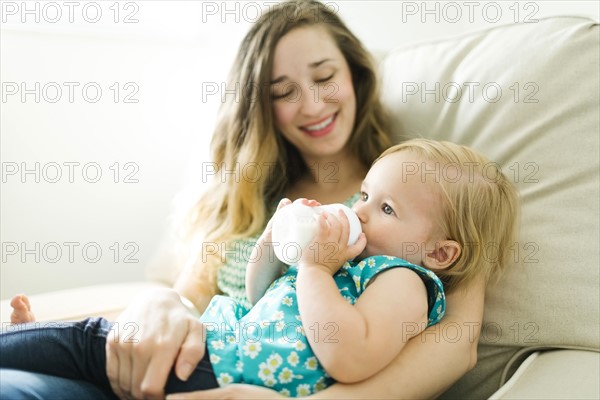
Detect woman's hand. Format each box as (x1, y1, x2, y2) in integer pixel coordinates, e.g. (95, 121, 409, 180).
(166, 384, 285, 399)
(105, 287, 206, 399)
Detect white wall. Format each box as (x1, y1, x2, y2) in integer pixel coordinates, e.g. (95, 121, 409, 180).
(1, 1, 598, 299)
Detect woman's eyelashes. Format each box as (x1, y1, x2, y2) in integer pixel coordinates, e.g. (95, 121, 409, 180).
(271, 73, 335, 100)
(272, 86, 297, 101)
(314, 73, 335, 83)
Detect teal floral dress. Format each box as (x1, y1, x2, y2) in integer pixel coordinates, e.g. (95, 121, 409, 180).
(200, 255, 445, 397)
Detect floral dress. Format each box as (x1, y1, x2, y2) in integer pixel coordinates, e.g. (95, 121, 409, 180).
(200, 255, 446, 397)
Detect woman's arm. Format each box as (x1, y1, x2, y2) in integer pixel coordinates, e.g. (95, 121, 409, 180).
(174, 261, 221, 313)
(307, 278, 484, 399)
(169, 276, 485, 400)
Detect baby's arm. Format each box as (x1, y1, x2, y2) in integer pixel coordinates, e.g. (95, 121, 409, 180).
(296, 211, 429, 383)
(246, 198, 321, 304)
(296, 264, 429, 383)
(245, 231, 286, 305)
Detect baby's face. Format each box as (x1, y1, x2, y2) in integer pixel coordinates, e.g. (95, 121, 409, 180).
(352, 151, 447, 266)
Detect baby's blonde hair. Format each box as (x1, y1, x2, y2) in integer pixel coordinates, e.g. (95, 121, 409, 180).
(376, 138, 520, 292)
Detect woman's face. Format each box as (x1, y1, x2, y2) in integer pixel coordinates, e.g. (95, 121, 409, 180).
(270, 26, 357, 162)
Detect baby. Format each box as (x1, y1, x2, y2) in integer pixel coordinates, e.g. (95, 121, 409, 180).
(5, 138, 519, 397)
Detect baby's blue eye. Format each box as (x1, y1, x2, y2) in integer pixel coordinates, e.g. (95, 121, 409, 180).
(360, 191, 368, 201)
(382, 204, 394, 215)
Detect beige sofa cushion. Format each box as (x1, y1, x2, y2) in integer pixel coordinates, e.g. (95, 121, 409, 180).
(380, 16, 599, 350)
(489, 350, 600, 399)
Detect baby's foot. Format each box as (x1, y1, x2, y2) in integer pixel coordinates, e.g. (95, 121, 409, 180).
(10, 294, 36, 323)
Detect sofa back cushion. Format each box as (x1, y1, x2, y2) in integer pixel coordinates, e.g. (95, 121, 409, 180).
(379, 16, 599, 349)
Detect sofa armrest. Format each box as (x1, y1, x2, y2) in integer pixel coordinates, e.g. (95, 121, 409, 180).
(488, 350, 600, 399)
(1, 281, 168, 324)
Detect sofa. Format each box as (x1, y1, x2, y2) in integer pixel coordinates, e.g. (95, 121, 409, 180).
(2, 16, 598, 399)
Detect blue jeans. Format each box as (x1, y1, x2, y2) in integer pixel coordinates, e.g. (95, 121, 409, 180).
(0, 369, 117, 400)
(0, 317, 218, 398)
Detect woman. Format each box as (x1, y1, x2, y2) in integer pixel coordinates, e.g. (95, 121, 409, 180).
(3, 1, 484, 398)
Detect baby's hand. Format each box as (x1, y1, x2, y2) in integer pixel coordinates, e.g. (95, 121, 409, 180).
(10, 294, 36, 324)
(292, 198, 321, 207)
(258, 198, 321, 243)
(300, 210, 366, 275)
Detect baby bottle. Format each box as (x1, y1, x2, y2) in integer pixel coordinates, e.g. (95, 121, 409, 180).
(271, 203, 362, 265)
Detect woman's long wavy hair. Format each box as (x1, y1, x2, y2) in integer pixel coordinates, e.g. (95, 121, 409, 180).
(182, 0, 391, 292)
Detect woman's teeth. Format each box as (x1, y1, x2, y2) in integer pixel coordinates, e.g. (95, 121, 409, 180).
(304, 115, 334, 131)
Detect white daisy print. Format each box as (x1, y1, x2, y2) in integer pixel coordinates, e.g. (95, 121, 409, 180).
(243, 342, 262, 359)
(287, 351, 300, 367)
(353, 275, 361, 291)
(266, 353, 283, 369)
(226, 335, 236, 344)
(280, 388, 291, 397)
(211, 339, 225, 350)
(282, 296, 294, 307)
(278, 367, 294, 384)
(273, 310, 284, 320)
(305, 356, 319, 370)
(258, 362, 275, 383)
(367, 258, 376, 268)
(296, 383, 311, 397)
(209, 354, 221, 364)
(314, 377, 327, 392)
(235, 360, 243, 372)
(293, 341, 306, 351)
(217, 372, 233, 385)
(264, 377, 277, 387)
(276, 320, 286, 332)
(357, 261, 366, 270)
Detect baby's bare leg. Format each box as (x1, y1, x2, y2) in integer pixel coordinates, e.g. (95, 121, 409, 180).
(10, 294, 36, 323)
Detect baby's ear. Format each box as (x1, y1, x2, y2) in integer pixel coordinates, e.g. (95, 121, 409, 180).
(423, 240, 461, 271)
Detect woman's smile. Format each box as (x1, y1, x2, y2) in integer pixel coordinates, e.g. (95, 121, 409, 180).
(300, 113, 338, 137)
